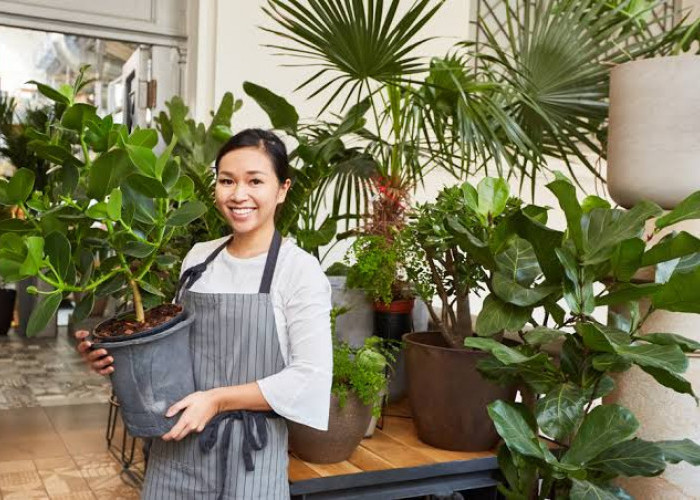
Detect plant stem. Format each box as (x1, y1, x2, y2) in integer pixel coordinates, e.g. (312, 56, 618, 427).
(130, 279, 145, 323)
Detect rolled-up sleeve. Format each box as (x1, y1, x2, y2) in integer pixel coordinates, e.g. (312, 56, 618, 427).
(257, 254, 333, 430)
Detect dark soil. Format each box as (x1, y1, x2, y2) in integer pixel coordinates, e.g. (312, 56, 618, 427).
(94, 303, 183, 338)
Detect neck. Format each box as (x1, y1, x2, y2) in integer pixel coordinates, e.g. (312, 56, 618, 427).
(228, 224, 276, 258)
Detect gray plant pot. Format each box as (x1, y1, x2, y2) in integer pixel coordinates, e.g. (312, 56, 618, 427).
(94, 310, 196, 438)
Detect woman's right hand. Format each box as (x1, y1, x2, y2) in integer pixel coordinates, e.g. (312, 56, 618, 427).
(75, 330, 114, 376)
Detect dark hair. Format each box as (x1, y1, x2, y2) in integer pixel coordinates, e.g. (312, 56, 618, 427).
(214, 128, 289, 183)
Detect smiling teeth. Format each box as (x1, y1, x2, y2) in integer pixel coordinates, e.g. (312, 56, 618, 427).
(232, 208, 255, 215)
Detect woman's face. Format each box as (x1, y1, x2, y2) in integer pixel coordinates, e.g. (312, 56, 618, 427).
(214, 147, 290, 235)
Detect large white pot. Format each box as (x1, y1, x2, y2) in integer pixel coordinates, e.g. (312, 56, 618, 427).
(607, 55, 700, 209)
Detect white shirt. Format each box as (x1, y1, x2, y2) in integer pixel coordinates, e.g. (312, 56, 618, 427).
(180, 236, 333, 430)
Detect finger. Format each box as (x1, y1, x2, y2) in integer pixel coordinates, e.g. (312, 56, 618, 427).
(91, 356, 113, 370)
(76, 340, 92, 354)
(74, 330, 89, 340)
(162, 419, 187, 441)
(86, 349, 109, 362)
(165, 394, 193, 418)
(98, 366, 114, 376)
(173, 421, 196, 441)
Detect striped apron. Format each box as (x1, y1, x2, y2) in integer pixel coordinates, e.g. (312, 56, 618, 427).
(142, 231, 289, 499)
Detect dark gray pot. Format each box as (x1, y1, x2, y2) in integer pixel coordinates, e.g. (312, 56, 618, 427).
(94, 310, 196, 438)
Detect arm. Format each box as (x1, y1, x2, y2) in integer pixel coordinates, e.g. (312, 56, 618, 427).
(211, 382, 271, 412)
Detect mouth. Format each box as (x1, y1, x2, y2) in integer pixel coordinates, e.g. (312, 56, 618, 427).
(228, 207, 257, 220)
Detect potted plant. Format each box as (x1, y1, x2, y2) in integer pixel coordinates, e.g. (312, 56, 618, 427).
(0, 206, 16, 335)
(461, 176, 700, 498)
(288, 307, 397, 463)
(0, 69, 207, 437)
(398, 177, 524, 451)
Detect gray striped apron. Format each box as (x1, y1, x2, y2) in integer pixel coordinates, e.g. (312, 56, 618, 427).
(142, 231, 289, 499)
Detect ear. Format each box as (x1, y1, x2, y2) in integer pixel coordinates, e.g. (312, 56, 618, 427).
(277, 178, 292, 204)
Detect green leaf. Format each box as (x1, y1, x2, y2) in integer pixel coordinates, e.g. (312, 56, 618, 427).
(638, 366, 697, 400)
(138, 280, 165, 298)
(524, 327, 566, 346)
(639, 333, 700, 353)
(535, 383, 587, 442)
(124, 174, 168, 199)
(106, 188, 122, 221)
(121, 241, 155, 259)
(652, 266, 700, 313)
(476, 177, 509, 220)
(155, 137, 178, 178)
(513, 211, 564, 283)
(6, 168, 35, 204)
(87, 149, 132, 200)
(155, 254, 178, 268)
(642, 232, 700, 266)
(95, 274, 127, 297)
(492, 273, 557, 307)
(656, 191, 700, 229)
(495, 237, 541, 286)
(26, 292, 62, 336)
(657, 439, 700, 466)
(0, 219, 33, 233)
(588, 439, 665, 477)
(616, 343, 688, 374)
(447, 216, 496, 269)
(581, 195, 611, 214)
(475, 294, 531, 336)
(20, 237, 45, 276)
(596, 282, 663, 307)
(126, 144, 158, 177)
(85, 202, 109, 221)
(27, 80, 70, 105)
(296, 217, 337, 251)
(611, 238, 645, 282)
(563, 405, 639, 466)
(162, 158, 181, 190)
(44, 232, 71, 280)
(243, 81, 299, 133)
(592, 354, 632, 372)
(61, 103, 97, 131)
(548, 178, 584, 252)
(488, 400, 557, 462)
(460, 182, 478, 213)
(169, 175, 195, 202)
(577, 323, 630, 354)
(128, 128, 159, 148)
(72, 293, 95, 323)
(165, 201, 208, 227)
(570, 480, 632, 500)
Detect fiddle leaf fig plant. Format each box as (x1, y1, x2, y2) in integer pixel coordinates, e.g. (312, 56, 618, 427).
(0, 69, 207, 335)
(459, 177, 700, 499)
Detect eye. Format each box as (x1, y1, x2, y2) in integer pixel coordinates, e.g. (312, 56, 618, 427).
(251, 178, 263, 185)
(218, 178, 233, 185)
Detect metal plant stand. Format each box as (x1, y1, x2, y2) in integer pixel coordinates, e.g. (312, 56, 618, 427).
(106, 391, 147, 486)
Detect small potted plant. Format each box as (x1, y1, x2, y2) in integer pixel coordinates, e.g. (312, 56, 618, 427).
(0, 70, 207, 437)
(465, 176, 700, 498)
(288, 307, 397, 463)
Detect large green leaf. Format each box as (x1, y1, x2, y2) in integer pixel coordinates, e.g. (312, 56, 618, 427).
(588, 439, 665, 477)
(570, 480, 632, 500)
(87, 149, 132, 200)
(524, 327, 566, 347)
(492, 272, 557, 307)
(656, 192, 700, 229)
(657, 439, 700, 466)
(126, 144, 158, 177)
(495, 237, 541, 286)
(610, 238, 645, 282)
(124, 174, 168, 199)
(165, 201, 208, 227)
(547, 179, 584, 252)
(243, 81, 299, 133)
(596, 282, 663, 307)
(487, 400, 557, 462)
(535, 383, 587, 442)
(20, 237, 45, 277)
(475, 294, 530, 336)
(106, 188, 122, 221)
(27, 80, 70, 105)
(476, 177, 509, 220)
(513, 211, 564, 282)
(642, 231, 700, 266)
(447, 216, 496, 269)
(71, 293, 95, 323)
(652, 266, 700, 313)
(128, 128, 159, 148)
(638, 366, 697, 401)
(563, 405, 638, 466)
(639, 333, 700, 353)
(577, 323, 630, 354)
(616, 344, 688, 374)
(44, 232, 71, 281)
(61, 103, 97, 131)
(6, 168, 35, 204)
(26, 292, 62, 336)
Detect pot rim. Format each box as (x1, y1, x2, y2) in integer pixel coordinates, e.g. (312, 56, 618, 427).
(403, 330, 486, 354)
(92, 304, 187, 344)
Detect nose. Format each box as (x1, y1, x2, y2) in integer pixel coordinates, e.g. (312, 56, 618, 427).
(230, 183, 249, 201)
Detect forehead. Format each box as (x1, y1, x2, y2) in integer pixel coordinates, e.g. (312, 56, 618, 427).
(217, 147, 275, 175)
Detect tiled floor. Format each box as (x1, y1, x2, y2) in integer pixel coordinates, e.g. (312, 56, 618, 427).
(0, 326, 141, 499)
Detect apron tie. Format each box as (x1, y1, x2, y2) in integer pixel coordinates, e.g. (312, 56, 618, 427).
(199, 410, 280, 499)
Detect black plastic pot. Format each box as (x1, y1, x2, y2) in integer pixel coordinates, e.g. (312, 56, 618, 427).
(92, 309, 196, 438)
(373, 299, 413, 402)
(0, 289, 16, 335)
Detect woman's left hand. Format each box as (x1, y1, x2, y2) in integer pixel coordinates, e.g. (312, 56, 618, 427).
(162, 390, 221, 441)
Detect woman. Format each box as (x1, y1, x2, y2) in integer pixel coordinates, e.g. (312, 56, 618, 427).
(75, 129, 333, 499)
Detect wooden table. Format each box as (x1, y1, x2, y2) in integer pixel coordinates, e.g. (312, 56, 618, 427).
(288, 405, 501, 500)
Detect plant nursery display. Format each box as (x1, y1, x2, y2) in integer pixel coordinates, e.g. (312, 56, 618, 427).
(454, 176, 700, 499)
(288, 307, 396, 463)
(0, 69, 206, 437)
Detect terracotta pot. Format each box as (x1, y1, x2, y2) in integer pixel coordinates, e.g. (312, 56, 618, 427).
(373, 299, 414, 315)
(288, 392, 372, 463)
(608, 55, 700, 209)
(404, 331, 517, 451)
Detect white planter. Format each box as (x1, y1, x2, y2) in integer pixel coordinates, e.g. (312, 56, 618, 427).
(607, 55, 700, 209)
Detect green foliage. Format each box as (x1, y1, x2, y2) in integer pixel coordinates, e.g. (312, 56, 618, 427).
(330, 307, 397, 417)
(460, 177, 700, 498)
(0, 68, 209, 332)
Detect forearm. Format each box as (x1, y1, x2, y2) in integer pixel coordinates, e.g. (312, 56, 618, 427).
(211, 382, 272, 412)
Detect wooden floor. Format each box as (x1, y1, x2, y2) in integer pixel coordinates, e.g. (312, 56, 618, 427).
(289, 403, 495, 483)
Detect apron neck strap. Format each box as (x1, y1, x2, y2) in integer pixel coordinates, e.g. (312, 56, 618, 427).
(258, 230, 282, 294)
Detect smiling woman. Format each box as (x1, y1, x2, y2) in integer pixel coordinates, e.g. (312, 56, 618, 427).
(76, 128, 333, 499)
